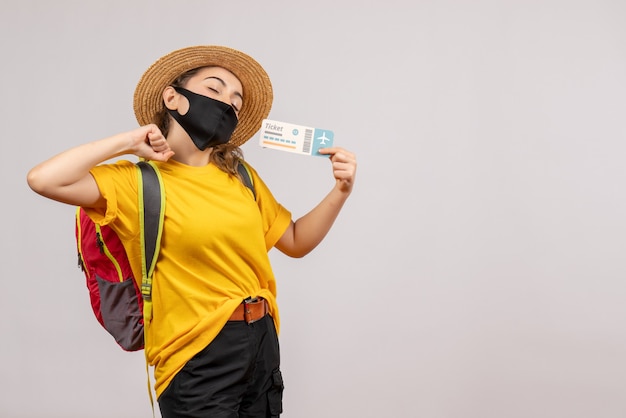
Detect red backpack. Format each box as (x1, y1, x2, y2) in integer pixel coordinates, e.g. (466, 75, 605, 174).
(75, 160, 255, 351)
(76, 161, 165, 351)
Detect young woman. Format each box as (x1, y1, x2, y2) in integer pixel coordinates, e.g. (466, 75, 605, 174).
(27, 45, 357, 418)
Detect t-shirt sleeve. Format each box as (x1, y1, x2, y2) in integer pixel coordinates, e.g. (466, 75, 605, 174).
(246, 164, 292, 250)
(82, 160, 140, 240)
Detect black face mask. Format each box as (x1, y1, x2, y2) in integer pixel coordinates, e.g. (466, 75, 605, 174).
(167, 86, 239, 150)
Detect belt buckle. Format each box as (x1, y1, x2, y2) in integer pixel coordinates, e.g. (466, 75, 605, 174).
(243, 297, 257, 324)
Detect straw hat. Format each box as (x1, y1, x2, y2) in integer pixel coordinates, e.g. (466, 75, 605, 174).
(133, 45, 273, 147)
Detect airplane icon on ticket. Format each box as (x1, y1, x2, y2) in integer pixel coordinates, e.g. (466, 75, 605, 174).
(316, 131, 331, 145)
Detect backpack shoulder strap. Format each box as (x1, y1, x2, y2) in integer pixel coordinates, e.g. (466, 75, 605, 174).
(136, 161, 165, 302)
(237, 160, 256, 201)
(136, 161, 165, 415)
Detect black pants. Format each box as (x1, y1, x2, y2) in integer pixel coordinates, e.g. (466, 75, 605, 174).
(158, 315, 284, 418)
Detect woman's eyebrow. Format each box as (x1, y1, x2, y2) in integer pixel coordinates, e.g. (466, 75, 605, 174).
(204, 76, 243, 100)
(204, 76, 226, 85)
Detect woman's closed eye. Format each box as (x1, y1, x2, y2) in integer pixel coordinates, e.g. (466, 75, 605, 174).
(207, 87, 238, 110)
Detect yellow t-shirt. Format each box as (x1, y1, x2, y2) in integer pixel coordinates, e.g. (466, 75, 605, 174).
(84, 158, 291, 397)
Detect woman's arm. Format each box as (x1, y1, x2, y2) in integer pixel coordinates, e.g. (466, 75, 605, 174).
(26, 124, 174, 208)
(275, 147, 357, 258)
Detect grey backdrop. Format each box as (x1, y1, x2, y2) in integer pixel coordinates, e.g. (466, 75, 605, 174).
(2, 1, 625, 417)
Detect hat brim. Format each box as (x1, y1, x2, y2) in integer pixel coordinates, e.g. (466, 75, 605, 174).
(133, 45, 273, 147)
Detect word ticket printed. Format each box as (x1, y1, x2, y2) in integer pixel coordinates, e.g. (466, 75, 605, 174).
(259, 119, 333, 157)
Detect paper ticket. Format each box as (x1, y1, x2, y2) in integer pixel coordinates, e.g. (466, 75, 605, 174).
(259, 119, 333, 157)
